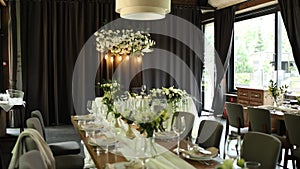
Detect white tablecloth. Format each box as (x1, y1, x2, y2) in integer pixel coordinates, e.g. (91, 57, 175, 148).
(0, 100, 25, 112)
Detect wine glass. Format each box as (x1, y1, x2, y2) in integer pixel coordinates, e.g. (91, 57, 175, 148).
(141, 85, 147, 96)
(172, 116, 186, 154)
(87, 100, 94, 114)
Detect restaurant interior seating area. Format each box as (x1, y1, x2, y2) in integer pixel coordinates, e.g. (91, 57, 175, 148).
(1, 0, 300, 168)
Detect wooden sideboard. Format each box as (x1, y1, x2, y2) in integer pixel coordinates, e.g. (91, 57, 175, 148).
(237, 87, 273, 107)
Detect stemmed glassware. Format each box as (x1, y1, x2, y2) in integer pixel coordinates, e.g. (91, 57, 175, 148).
(172, 116, 186, 155)
(87, 100, 94, 114)
(141, 85, 147, 96)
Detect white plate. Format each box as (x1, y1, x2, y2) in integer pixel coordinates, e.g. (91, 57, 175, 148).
(80, 123, 103, 131)
(89, 137, 117, 147)
(155, 131, 177, 140)
(74, 115, 95, 121)
(180, 147, 218, 161)
(181, 152, 213, 161)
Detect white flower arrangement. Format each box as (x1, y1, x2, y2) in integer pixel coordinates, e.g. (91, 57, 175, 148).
(97, 81, 120, 118)
(94, 29, 155, 57)
(150, 86, 188, 104)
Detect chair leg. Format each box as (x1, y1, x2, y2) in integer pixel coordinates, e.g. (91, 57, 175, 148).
(296, 159, 300, 169)
(283, 147, 289, 168)
(224, 119, 229, 159)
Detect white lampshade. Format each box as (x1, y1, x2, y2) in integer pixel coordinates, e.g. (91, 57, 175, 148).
(116, 0, 171, 20)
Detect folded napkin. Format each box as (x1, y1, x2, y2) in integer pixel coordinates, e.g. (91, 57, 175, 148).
(181, 147, 218, 159)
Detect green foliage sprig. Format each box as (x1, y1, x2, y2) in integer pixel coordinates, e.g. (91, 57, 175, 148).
(97, 80, 120, 118)
(268, 80, 288, 104)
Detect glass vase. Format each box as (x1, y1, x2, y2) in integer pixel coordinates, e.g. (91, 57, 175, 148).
(126, 124, 135, 139)
(114, 117, 121, 128)
(135, 136, 157, 159)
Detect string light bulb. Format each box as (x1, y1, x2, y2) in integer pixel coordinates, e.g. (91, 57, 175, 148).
(118, 55, 122, 61)
(126, 55, 130, 60)
(104, 54, 108, 60)
(110, 56, 114, 63)
(137, 56, 142, 63)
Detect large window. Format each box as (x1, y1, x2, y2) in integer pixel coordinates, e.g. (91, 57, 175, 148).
(232, 10, 300, 93)
(202, 23, 214, 111)
(278, 13, 300, 93)
(234, 14, 275, 89)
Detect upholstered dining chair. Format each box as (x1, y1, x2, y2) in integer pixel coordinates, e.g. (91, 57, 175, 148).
(248, 107, 272, 133)
(224, 102, 248, 158)
(225, 102, 248, 136)
(284, 113, 300, 168)
(31, 110, 46, 138)
(195, 120, 223, 150)
(241, 132, 281, 169)
(247, 107, 288, 164)
(22, 130, 84, 169)
(19, 150, 47, 169)
(171, 111, 195, 140)
(26, 117, 81, 156)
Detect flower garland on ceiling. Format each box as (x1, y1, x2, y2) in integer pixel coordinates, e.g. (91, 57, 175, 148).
(94, 29, 156, 57)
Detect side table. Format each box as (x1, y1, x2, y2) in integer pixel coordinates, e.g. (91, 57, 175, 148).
(0, 133, 18, 169)
(0, 105, 25, 137)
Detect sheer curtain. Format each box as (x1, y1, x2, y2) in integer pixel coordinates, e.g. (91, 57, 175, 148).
(278, 0, 300, 74)
(212, 6, 236, 115)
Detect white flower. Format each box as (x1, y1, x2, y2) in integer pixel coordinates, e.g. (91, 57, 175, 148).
(95, 29, 155, 57)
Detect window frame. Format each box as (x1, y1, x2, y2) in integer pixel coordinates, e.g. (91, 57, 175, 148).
(227, 5, 285, 93)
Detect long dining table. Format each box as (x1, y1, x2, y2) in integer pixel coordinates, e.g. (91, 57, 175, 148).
(71, 116, 221, 169)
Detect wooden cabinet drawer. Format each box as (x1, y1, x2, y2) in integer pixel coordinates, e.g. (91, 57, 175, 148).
(249, 101, 263, 106)
(249, 91, 263, 102)
(238, 90, 249, 99)
(237, 87, 271, 107)
(238, 99, 249, 106)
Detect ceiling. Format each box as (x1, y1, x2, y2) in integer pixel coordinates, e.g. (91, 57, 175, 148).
(208, 0, 248, 9)
(202, 0, 278, 14)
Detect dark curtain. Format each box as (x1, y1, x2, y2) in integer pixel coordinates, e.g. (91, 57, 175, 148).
(96, 5, 204, 116)
(212, 6, 236, 115)
(18, 0, 117, 125)
(10, 0, 204, 125)
(278, 0, 300, 74)
(143, 6, 204, 115)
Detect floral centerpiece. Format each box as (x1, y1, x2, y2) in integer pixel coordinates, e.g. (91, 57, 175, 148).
(150, 86, 188, 111)
(114, 96, 168, 137)
(268, 80, 288, 107)
(98, 80, 120, 119)
(94, 29, 155, 57)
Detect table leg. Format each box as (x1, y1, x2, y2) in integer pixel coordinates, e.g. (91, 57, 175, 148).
(20, 108, 24, 132)
(0, 110, 6, 136)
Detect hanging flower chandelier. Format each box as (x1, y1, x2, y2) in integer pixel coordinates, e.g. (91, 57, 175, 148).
(94, 29, 155, 58)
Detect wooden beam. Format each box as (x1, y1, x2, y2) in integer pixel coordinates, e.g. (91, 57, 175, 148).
(238, 0, 277, 10)
(172, 0, 198, 6)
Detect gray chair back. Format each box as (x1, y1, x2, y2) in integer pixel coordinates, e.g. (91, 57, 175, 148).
(196, 120, 223, 149)
(26, 117, 45, 139)
(284, 113, 300, 147)
(241, 132, 281, 169)
(248, 107, 271, 134)
(171, 111, 195, 140)
(19, 150, 47, 169)
(31, 110, 46, 139)
(225, 102, 245, 128)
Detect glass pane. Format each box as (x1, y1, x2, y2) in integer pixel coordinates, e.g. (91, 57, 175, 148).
(203, 23, 214, 110)
(234, 14, 275, 89)
(278, 13, 300, 94)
